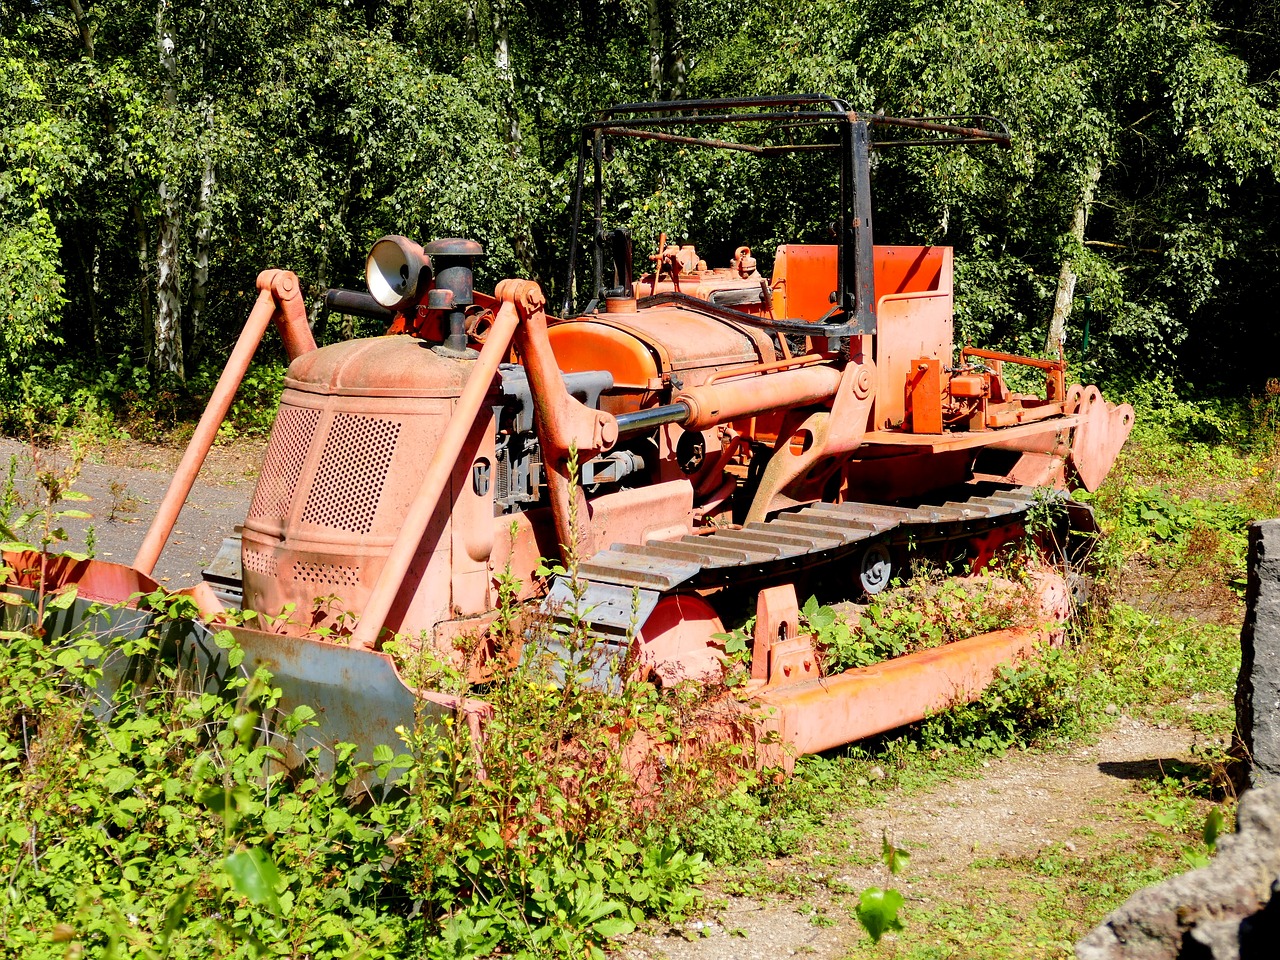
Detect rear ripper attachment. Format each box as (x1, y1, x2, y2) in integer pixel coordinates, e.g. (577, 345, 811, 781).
(6, 95, 1133, 773)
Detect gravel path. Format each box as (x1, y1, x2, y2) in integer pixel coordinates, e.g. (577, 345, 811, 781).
(0, 437, 261, 586)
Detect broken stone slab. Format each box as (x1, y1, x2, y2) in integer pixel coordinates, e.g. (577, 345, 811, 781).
(1074, 781, 1280, 960)
(1236, 520, 1280, 788)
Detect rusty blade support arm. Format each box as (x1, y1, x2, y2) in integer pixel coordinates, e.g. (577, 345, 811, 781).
(349, 301, 521, 652)
(504, 279, 618, 562)
(960, 346, 1066, 371)
(133, 270, 317, 576)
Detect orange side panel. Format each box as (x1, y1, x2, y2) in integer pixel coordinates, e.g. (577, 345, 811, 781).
(874, 246, 946, 295)
(547, 322, 660, 389)
(769, 244, 950, 323)
(873, 248, 954, 430)
(771, 244, 838, 322)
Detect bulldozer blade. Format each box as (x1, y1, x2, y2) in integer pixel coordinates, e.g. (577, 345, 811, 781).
(1, 553, 466, 783)
(1069, 385, 1136, 492)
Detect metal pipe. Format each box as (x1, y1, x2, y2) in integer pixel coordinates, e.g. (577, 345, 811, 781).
(133, 270, 317, 576)
(615, 402, 690, 435)
(616, 365, 843, 438)
(349, 301, 520, 651)
(677, 365, 843, 431)
(599, 93, 850, 116)
(325, 287, 393, 321)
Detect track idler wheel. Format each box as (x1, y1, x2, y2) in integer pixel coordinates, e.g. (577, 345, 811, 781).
(858, 543, 894, 596)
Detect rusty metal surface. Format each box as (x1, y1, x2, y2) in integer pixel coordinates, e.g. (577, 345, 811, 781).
(348, 297, 521, 651)
(675, 364, 842, 430)
(1069, 385, 1136, 492)
(565, 306, 773, 373)
(752, 625, 1052, 759)
(551, 484, 1063, 631)
(862, 417, 1078, 451)
(284, 335, 477, 399)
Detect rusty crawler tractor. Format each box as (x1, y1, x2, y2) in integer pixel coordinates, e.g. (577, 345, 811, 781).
(6, 95, 1133, 767)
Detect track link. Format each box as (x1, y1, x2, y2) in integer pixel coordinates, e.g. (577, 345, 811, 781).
(543, 483, 1065, 640)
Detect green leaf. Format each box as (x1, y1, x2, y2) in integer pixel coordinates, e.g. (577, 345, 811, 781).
(1204, 807, 1226, 851)
(882, 833, 910, 875)
(102, 768, 137, 794)
(45, 584, 78, 610)
(224, 848, 282, 915)
(593, 917, 635, 938)
(855, 887, 904, 943)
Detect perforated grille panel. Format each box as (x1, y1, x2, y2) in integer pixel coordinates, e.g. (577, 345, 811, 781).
(291, 560, 360, 587)
(248, 406, 320, 521)
(242, 549, 278, 577)
(300, 414, 402, 533)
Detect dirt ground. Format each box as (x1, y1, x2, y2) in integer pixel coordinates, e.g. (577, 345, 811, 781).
(0, 436, 1225, 957)
(622, 718, 1199, 959)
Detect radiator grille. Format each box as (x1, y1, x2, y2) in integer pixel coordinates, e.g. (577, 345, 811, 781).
(248, 406, 319, 522)
(291, 560, 361, 587)
(300, 413, 401, 534)
(242, 548, 278, 577)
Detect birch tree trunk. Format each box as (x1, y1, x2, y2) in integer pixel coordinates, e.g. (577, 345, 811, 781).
(186, 1, 216, 365)
(466, 0, 480, 49)
(647, 0, 663, 99)
(1045, 158, 1101, 354)
(154, 0, 184, 379)
(133, 200, 155, 365)
(664, 0, 686, 101)
(493, 0, 517, 142)
(493, 0, 532, 273)
(186, 120, 215, 362)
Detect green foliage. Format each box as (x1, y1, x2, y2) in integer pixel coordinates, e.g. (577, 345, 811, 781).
(0, 39, 83, 364)
(0, 0, 1276, 428)
(1203, 807, 1226, 852)
(676, 778, 803, 865)
(0, 480, 733, 960)
(809, 571, 1040, 675)
(853, 833, 911, 943)
(0, 595, 722, 958)
(1086, 604, 1241, 712)
(922, 648, 1080, 754)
